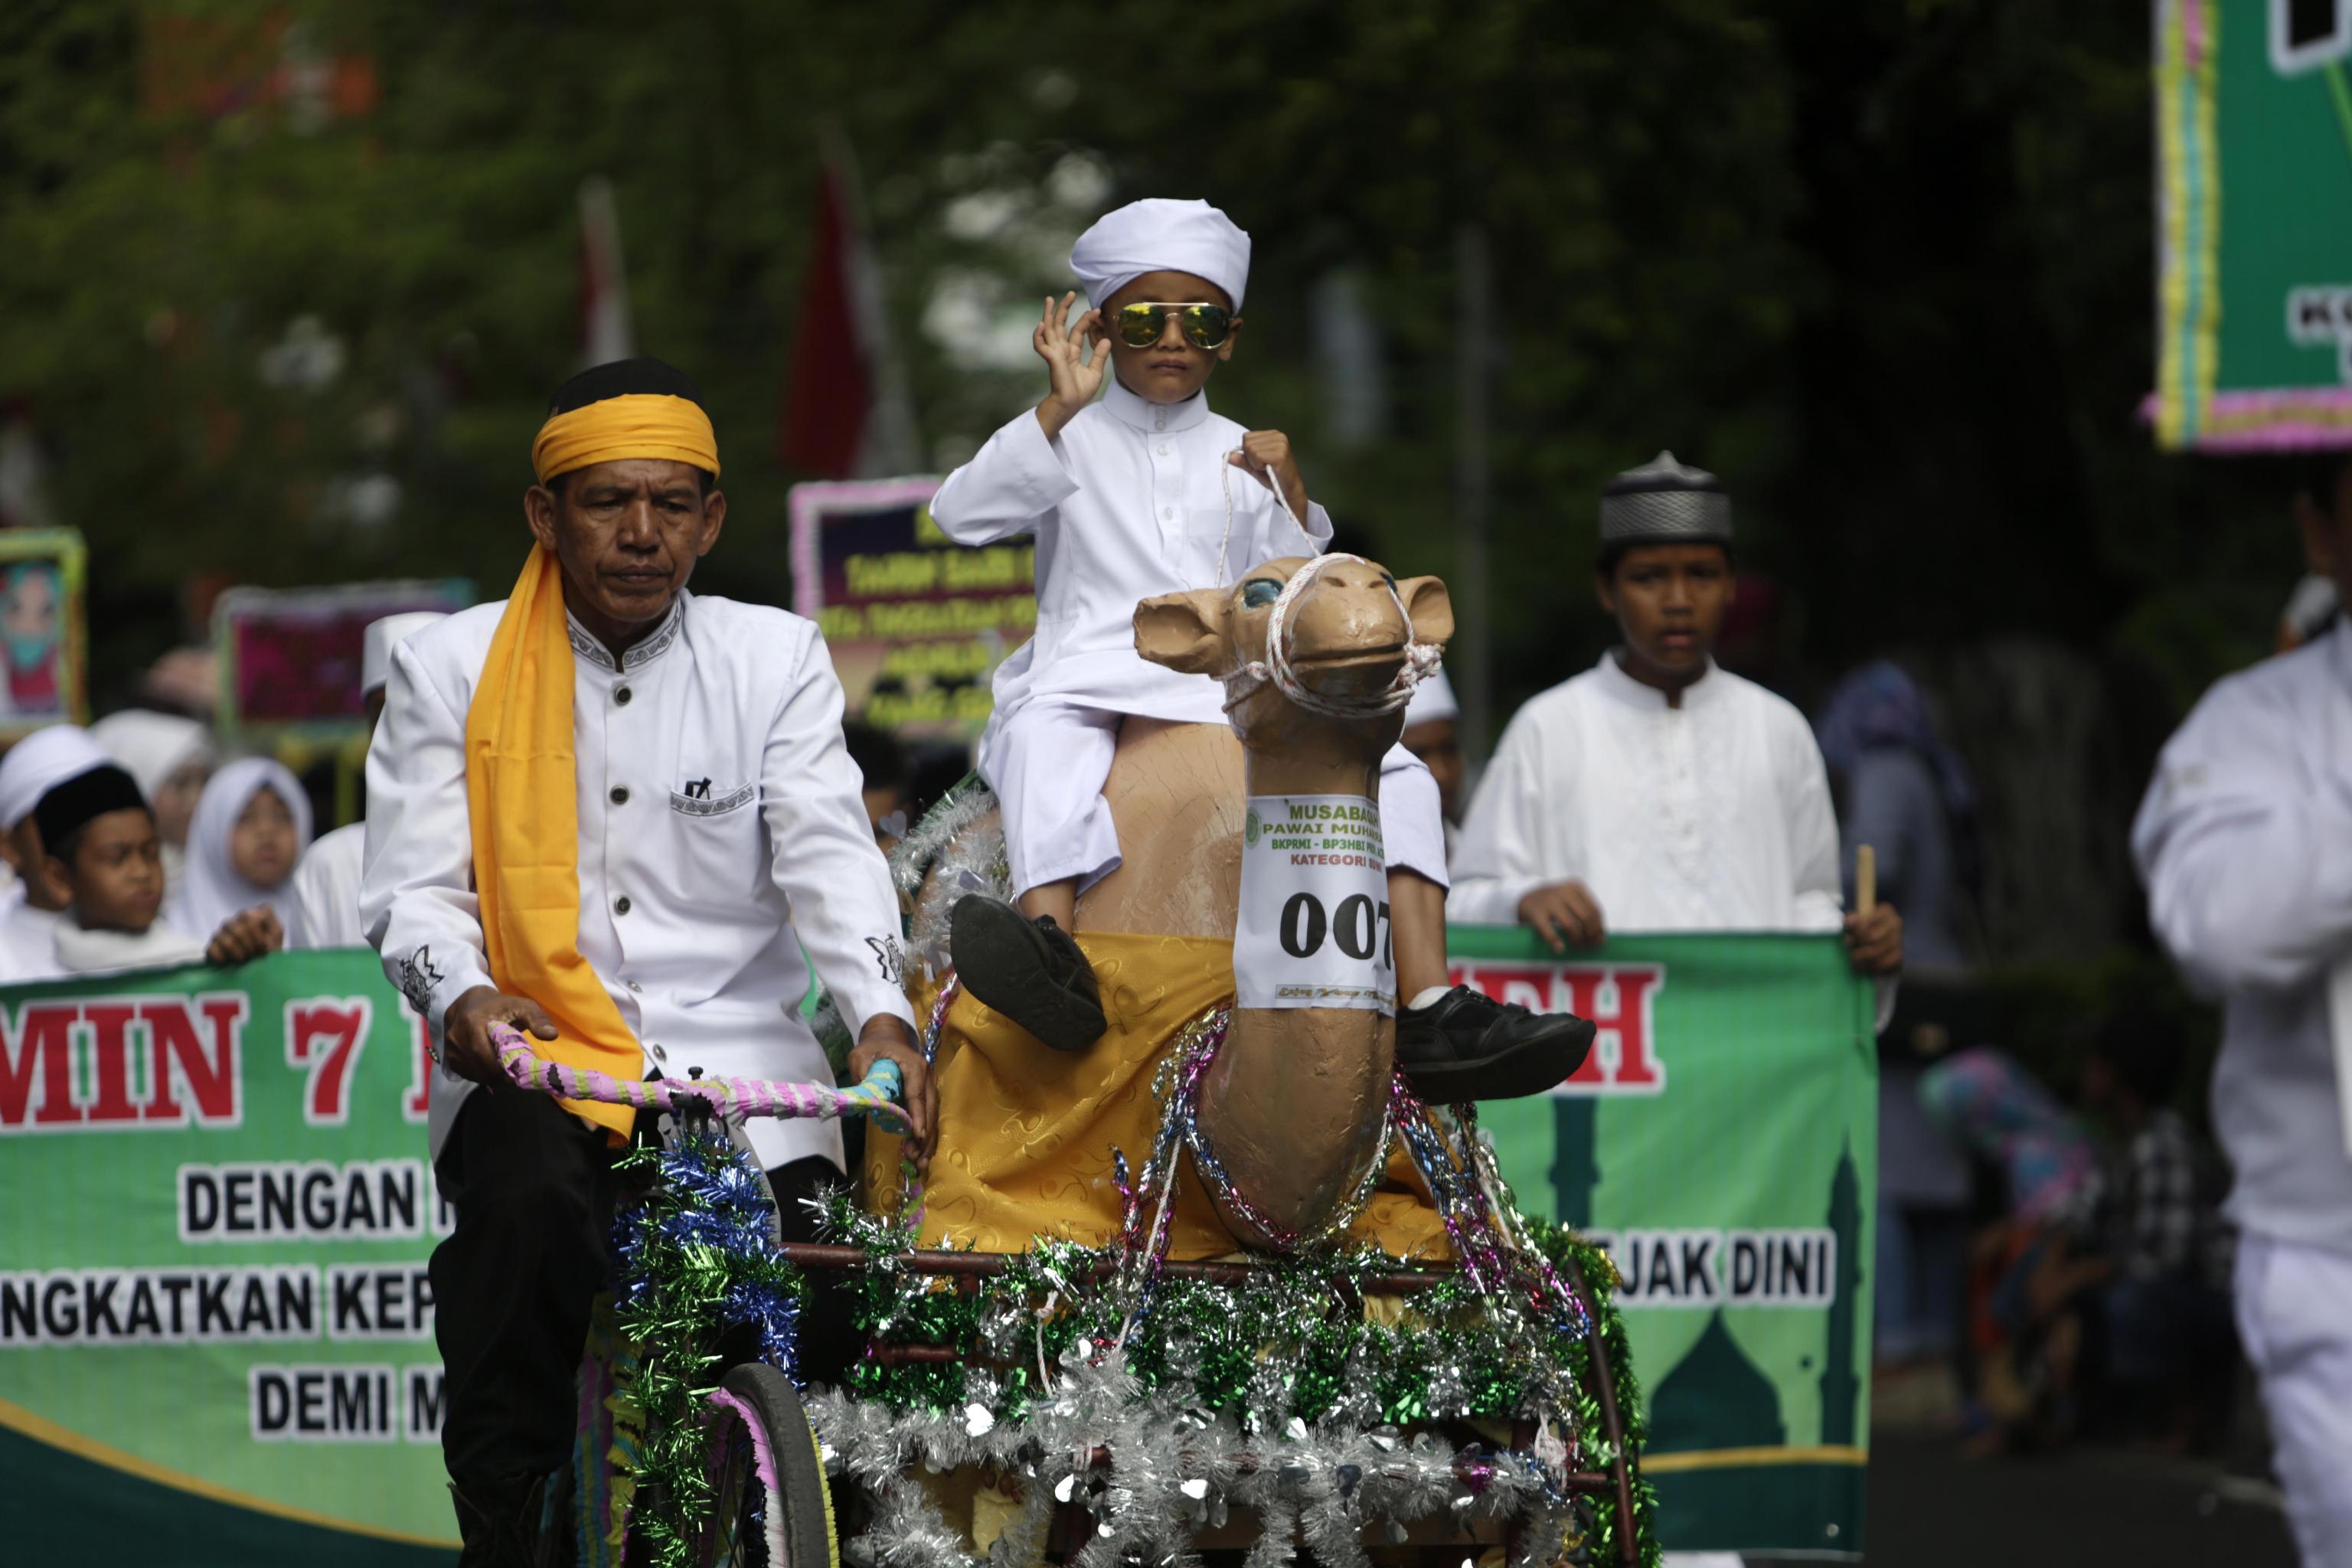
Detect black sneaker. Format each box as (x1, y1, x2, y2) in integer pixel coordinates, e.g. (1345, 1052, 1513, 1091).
(949, 896, 1108, 1052)
(1393, 985, 1596, 1102)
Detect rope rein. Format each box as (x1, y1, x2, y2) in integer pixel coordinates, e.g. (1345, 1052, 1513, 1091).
(1220, 551, 1443, 720)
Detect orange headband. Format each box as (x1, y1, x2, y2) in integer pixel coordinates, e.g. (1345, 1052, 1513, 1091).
(530, 394, 721, 485)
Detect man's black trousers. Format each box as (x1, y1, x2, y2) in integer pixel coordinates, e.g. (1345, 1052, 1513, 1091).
(428, 1085, 854, 1484)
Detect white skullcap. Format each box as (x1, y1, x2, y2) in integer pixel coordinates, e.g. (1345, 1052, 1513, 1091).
(362, 612, 449, 697)
(1403, 666, 1459, 730)
(1070, 198, 1251, 311)
(0, 724, 113, 831)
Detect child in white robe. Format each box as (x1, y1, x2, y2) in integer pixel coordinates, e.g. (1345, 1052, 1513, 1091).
(933, 198, 1588, 1099)
(33, 764, 279, 975)
(1452, 452, 1905, 981)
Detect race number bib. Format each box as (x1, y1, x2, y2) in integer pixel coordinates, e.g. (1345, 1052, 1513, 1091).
(1233, 794, 1395, 1014)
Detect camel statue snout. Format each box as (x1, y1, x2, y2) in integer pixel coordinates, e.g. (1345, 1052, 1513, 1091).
(1279, 566, 1415, 701)
(1133, 554, 1458, 710)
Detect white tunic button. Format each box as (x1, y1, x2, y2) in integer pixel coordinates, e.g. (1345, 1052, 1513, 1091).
(1158, 443, 1171, 455)
(651, 1044, 668, 1063)
(627, 979, 642, 992)
(1162, 507, 1174, 519)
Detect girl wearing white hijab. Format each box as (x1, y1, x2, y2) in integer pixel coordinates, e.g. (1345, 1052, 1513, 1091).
(168, 756, 312, 946)
(90, 709, 214, 890)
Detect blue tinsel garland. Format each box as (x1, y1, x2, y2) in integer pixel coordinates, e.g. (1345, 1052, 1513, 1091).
(606, 1122, 808, 1567)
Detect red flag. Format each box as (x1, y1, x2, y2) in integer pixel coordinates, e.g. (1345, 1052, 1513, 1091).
(576, 176, 634, 368)
(779, 164, 871, 479)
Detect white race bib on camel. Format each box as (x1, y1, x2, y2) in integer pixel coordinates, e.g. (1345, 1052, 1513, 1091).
(1233, 794, 1395, 1014)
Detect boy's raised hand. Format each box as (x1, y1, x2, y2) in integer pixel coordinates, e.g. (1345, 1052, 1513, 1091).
(1034, 292, 1111, 438)
(1229, 430, 1310, 526)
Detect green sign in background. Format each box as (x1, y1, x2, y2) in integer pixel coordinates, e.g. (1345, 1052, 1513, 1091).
(2154, 0, 2352, 447)
(1452, 927, 1878, 1558)
(1, 936, 1873, 1563)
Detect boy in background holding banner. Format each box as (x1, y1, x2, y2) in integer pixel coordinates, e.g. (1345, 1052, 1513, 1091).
(932, 197, 1583, 1097)
(1449, 452, 1903, 979)
(1451, 452, 1903, 1568)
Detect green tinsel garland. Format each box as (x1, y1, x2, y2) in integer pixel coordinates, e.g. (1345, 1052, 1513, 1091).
(606, 1132, 810, 1568)
(1530, 1222, 1661, 1568)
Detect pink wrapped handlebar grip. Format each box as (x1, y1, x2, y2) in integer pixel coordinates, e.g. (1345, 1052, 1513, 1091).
(487, 1023, 913, 1137)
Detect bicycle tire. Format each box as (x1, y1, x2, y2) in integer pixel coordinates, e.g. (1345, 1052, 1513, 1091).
(700, 1363, 836, 1568)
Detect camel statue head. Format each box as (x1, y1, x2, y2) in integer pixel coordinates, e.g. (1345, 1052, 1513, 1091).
(1134, 555, 1454, 753)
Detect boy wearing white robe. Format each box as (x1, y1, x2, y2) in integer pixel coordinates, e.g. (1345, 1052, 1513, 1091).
(935, 198, 1588, 1100)
(1452, 453, 1904, 978)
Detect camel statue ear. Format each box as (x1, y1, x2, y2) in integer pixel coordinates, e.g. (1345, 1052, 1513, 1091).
(1396, 576, 1455, 652)
(1134, 588, 1230, 675)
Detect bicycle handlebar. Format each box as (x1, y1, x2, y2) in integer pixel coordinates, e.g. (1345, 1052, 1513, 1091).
(489, 1023, 913, 1137)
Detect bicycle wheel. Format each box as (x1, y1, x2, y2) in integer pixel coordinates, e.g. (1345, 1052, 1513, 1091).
(699, 1363, 836, 1568)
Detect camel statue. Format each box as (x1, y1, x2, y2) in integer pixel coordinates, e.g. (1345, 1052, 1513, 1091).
(1121, 555, 1448, 1245)
(875, 555, 1458, 1256)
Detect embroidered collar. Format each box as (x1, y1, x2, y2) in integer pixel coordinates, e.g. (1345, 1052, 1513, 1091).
(1592, 648, 1720, 712)
(1103, 377, 1212, 434)
(566, 595, 687, 674)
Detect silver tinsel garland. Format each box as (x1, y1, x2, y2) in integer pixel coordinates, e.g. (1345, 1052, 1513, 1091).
(887, 779, 1011, 976)
(808, 1349, 1585, 1568)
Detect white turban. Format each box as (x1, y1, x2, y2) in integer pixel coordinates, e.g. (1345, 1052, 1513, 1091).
(362, 611, 449, 698)
(1403, 666, 1459, 729)
(0, 724, 112, 831)
(1070, 198, 1251, 311)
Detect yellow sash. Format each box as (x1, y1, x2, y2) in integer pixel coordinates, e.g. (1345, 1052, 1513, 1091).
(466, 545, 641, 1138)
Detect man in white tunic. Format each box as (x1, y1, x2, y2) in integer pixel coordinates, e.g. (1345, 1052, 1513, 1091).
(286, 610, 445, 949)
(935, 198, 1586, 1099)
(362, 358, 927, 1559)
(0, 724, 113, 981)
(2132, 452, 2352, 1567)
(1451, 453, 1903, 973)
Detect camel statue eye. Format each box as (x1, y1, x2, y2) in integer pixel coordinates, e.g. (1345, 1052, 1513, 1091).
(1241, 579, 1282, 609)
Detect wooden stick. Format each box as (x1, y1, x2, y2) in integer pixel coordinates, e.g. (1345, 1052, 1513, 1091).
(1855, 844, 1877, 916)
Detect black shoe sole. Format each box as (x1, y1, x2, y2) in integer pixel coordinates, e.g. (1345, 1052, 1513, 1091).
(1396, 1014, 1598, 1103)
(949, 899, 1108, 1053)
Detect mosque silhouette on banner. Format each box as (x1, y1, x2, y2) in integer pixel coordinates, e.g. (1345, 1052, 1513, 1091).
(1552, 1102, 1867, 1453)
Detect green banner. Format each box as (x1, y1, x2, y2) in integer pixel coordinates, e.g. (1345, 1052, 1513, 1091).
(0, 950, 452, 1564)
(2153, 0, 2352, 450)
(0, 936, 1872, 1563)
(1450, 926, 1877, 1560)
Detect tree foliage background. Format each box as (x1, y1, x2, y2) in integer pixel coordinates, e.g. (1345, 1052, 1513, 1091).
(0, 0, 2311, 968)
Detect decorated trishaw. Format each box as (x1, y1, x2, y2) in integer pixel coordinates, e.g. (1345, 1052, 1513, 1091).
(509, 556, 1658, 1568)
